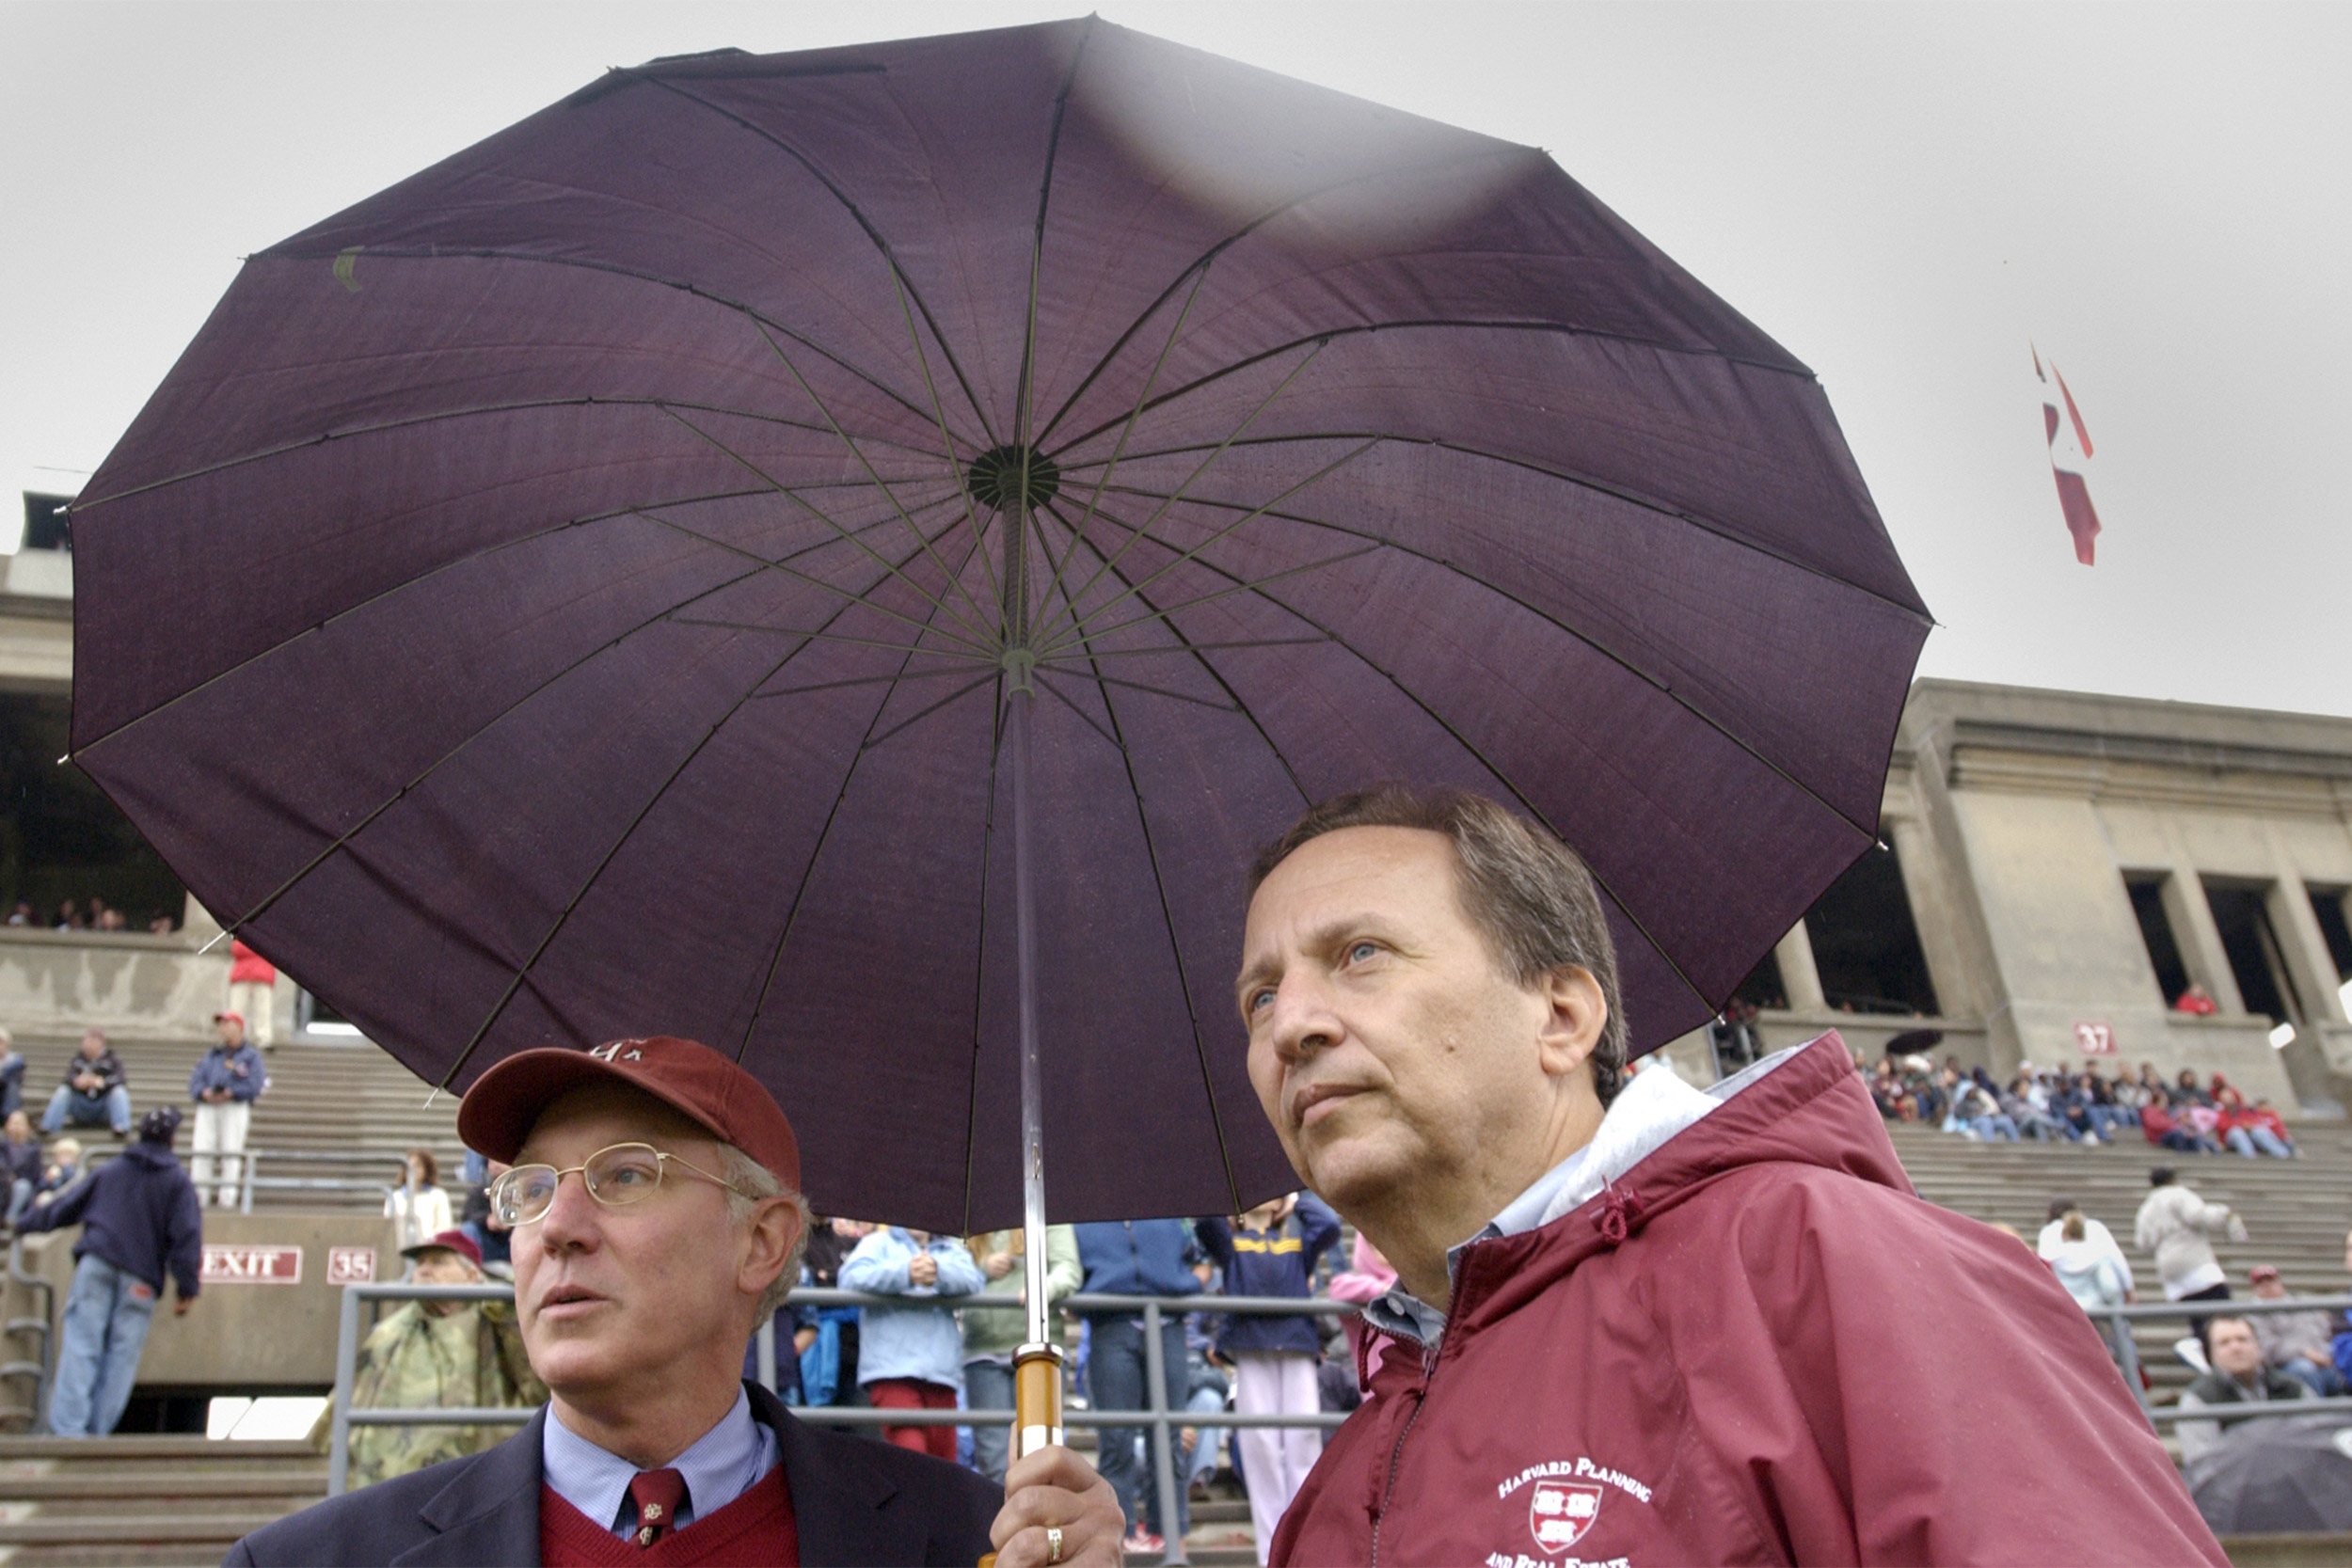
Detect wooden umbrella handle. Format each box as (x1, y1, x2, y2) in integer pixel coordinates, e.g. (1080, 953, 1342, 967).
(978, 1342, 1068, 1567)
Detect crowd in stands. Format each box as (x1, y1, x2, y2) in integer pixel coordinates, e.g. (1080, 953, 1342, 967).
(4, 896, 177, 934)
(707, 1201, 1357, 1560)
(1867, 1049, 2297, 1157)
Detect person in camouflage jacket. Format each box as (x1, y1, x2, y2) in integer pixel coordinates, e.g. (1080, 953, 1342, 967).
(346, 1229, 546, 1487)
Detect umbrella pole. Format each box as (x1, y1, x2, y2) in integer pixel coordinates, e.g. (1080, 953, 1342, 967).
(1006, 675, 1066, 1464)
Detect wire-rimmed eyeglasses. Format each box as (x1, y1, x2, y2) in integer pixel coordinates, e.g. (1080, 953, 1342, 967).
(488, 1142, 755, 1227)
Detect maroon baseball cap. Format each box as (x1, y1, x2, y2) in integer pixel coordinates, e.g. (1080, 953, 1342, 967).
(402, 1227, 484, 1268)
(456, 1036, 801, 1192)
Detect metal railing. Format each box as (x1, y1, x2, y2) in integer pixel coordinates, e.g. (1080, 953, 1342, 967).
(2, 1238, 55, 1430)
(239, 1149, 441, 1213)
(2091, 1292, 2352, 1426)
(328, 1283, 1358, 1564)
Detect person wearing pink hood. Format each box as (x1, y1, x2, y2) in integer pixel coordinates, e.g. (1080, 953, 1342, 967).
(1234, 786, 2224, 1566)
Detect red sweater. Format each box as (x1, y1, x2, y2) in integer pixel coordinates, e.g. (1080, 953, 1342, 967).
(540, 1467, 797, 1566)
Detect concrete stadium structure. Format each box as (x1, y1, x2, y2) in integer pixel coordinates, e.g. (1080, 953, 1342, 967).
(5, 490, 2349, 1106)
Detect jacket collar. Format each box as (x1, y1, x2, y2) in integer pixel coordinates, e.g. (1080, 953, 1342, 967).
(398, 1406, 548, 1565)
(399, 1384, 893, 1565)
(769, 1384, 936, 1565)
(1440, 1032, 1908, 1338)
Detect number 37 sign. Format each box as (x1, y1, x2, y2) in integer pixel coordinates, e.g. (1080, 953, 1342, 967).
(2074, 1022, 2117, 1056)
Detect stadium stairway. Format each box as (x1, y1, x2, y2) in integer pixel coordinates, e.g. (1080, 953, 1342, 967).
(12, 1032, 465, 1211)
(1885, 1119, 2352, 1407)
(0, 1434, 323, 1566)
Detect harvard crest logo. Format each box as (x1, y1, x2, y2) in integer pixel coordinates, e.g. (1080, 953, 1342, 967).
(1529, 1481, 1602, 1555)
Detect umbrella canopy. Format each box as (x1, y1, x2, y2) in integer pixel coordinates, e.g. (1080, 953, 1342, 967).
(69, 19, 1928, 1232)
(2187, 1412, 2352, 1534)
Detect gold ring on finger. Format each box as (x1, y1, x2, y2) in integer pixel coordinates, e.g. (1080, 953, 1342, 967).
(1046, 1525, 1064, 1564)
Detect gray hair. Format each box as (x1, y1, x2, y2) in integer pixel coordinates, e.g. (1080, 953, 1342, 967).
(1251, 785, 1629, 1106)
(717, 1145, 811, 1323)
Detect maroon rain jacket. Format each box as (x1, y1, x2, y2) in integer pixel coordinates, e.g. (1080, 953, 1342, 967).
(1273, 1034, 2225, 1567)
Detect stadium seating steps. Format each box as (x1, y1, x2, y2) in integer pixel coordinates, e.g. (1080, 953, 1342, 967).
(1, 1032, 2342, 1563)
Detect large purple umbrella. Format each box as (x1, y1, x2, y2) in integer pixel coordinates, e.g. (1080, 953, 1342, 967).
(69, 20, 1927, 1243)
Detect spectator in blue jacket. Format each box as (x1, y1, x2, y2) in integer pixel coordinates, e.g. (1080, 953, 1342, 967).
(838, 1225, 983, 1460)
(22, 1105, 201, 1436)
(1196, 1192, 1343, 1564)
(187, 1012, 266, 1208)
(1074, 1218, 1201, 1553)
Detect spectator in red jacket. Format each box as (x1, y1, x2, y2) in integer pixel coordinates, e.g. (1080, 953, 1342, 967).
(227, 939, 278, 1051)
(1234, 786, 2223, 1566)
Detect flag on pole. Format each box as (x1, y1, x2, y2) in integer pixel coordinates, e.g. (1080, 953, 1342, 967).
(2033, 343, 2101, 564)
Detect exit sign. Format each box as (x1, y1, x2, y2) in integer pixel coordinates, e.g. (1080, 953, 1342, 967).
(200, 1244, 303, 1285)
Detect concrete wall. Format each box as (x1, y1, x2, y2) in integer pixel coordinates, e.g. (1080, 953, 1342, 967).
(14, 1211, 400, 1392)
(0, 925, 232, 1041)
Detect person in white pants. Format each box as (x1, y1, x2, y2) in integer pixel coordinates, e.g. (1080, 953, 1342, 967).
(187, 1012, 265, 1207)
(1194, 1190, 1343, 1565)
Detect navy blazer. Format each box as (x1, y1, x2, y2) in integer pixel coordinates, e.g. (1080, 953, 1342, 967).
(225, 1383, 997, 1566)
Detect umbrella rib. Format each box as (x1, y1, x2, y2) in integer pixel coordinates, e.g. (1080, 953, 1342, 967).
(1012, 14, 1091, 462)
(434, 518, 993, 1096)
(1038, 499, 1314, 807)
(1034, 341, 1328, 652)
(635, 72, 1001, 451)
(1076, 437, 1931, 624)
(1043, 507, 1317, 1213)
(884, 261, 1005, 620)
(740, 321, 1006, 641)
(1028, 262, 1213, 653)
(1057, 635, 1248, 1221)
(184, 500, 982, 958)
(1039, 436, 1379, 654)
(859, 672, 1001, 752)
(667, 617, 988, 661)
(1040, 636, 1333, 660)
(1058, 496, 1794, 1018)
(657, 405, 998, 653)
(1035, 666, 1238, 716)
(1047, 546, 1384, 651)
(1030, 144, 1543, 448)
(955, 679, 1011, 1238)
(748, 665, 989, 701)
(1047, 317, 1821, 460)
(1026, 672, 1122, 752)
(253, 242, 984, 457)
(1068, 478, 1890, 841)
(70, 394, 951, 515)
(728, 528, 995, 1073)
(68, 480, 928, 761)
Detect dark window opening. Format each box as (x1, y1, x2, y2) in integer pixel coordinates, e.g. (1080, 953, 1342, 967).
(21, 492, 72, 552)
(1731, 949, 1787, 1012)
(2125, 875, 2192, 1004)
(0, 693, 182, 928)
(1804, 838, 1940, 1017)
(2309, 887, 2352, 982)
(2203, 880, 2302, 1027)
(295, 988, 362, 1037)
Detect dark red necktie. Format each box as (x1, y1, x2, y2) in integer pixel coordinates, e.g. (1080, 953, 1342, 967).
(627, 1468, 689, 1548)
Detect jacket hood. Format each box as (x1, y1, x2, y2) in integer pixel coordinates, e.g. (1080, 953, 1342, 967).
(1453, 1032, 1908, 1333)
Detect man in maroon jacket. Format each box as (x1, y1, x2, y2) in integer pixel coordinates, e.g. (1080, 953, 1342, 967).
(1234, 786, 2224, 1566)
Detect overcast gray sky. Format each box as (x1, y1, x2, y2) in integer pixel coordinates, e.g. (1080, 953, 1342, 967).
(7, 2, 2346, 716)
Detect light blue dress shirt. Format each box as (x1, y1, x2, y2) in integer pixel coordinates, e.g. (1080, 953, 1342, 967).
(541, 1386, 780, 1538)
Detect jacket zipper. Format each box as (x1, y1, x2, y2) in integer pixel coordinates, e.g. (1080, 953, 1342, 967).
(1369, 1339, 1442, 1568)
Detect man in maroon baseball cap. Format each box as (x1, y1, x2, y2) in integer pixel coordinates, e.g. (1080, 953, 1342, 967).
(230, 1035, 1127, 1565)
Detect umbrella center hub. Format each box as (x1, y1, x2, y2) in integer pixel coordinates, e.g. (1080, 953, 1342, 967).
(967, 445, 1060, 513)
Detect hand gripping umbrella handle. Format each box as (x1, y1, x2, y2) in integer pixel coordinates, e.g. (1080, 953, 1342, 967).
(977, 1345, 1067, 1566)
